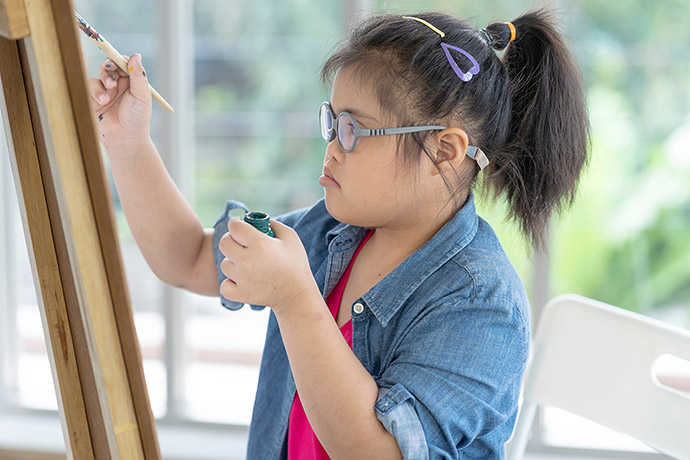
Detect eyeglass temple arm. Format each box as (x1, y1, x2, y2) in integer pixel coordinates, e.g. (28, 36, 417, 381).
(465, 146, 490, 170)
(358, 125, 448, 137)
(356, 126, 490, 170)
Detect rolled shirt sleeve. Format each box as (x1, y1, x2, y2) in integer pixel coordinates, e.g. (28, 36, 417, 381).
(375, 384, 429, 459)
(374, 296, 530, 459)
(212, 200, 257, 311)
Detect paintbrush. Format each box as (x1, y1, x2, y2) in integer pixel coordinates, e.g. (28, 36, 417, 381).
(74, 11, 174, 113)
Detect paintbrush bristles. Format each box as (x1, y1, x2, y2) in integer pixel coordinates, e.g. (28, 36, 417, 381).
(75, 12, 102, 42)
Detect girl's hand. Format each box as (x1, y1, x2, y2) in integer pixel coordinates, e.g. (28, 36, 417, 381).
(219, 218, 320, 313)
(87, 54, 152, 156)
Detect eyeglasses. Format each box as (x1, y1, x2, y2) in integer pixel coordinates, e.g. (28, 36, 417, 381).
(318, 102, 490, 169)
(319, 102, 447, 153)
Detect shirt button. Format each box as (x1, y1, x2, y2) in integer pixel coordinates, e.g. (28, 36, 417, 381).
(353, 302, 365, 314)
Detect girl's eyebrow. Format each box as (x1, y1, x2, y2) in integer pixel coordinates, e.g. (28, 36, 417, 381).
(330, 101, 378, 122)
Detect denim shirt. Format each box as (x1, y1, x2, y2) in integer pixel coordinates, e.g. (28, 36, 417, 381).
(212, 194, 530, 459)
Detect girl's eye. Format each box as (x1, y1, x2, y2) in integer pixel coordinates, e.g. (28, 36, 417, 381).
(347, 123, 356, 136)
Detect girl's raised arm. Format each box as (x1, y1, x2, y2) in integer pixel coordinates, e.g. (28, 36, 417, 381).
(88, 54, 218, 296)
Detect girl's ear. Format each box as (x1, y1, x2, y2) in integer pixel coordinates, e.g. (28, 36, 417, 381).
(431, 128, 469, 175)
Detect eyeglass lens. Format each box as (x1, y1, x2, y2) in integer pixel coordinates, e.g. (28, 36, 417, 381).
(319, 104, 359, 152)
(337, 114, 356, 151)
(320, 104, 334, 143)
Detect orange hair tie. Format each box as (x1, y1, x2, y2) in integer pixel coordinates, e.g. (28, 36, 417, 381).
(505, 22, 516, 43)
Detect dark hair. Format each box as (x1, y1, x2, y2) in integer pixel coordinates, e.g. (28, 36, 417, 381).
(321, 9, 590, 249)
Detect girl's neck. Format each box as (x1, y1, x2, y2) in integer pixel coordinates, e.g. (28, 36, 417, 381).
(365, 197, 459, 265)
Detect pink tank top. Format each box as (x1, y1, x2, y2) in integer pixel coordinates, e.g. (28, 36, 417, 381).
(286, 229, 375, 459)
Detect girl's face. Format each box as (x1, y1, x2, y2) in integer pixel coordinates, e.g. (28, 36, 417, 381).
(321, 67, 441, 229)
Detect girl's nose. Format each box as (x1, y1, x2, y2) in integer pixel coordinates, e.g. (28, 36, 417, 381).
(325, 139, 344, 164)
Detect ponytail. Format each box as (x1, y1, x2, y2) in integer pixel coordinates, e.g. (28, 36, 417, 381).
(320, 9, 589, 250)
(483, 9, 590, 249)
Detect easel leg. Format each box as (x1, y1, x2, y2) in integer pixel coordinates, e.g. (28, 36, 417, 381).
(0, 34, 96, 460)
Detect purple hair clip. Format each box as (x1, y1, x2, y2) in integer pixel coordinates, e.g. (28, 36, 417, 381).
(440, 43, 480, 82)
(402, 16, 480, 82)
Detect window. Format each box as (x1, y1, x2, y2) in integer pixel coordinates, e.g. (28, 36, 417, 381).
(0, 0, 687, 458)
(0, 0, 346, 447)
(184, 1, 342, 423)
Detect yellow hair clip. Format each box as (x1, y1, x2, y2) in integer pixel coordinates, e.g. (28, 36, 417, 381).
(402, 15, 445, 38)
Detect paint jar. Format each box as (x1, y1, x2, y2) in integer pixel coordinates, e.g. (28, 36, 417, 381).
(244, 211, 275, 238)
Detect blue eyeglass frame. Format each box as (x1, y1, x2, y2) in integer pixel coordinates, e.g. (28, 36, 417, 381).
(319, 101, 447, 153)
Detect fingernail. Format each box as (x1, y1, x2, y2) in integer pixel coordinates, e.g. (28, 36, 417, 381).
(135, 54, 142, 65)
(97, 94, 107, 104)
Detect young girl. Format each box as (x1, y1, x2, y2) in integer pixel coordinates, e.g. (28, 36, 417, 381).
(89, 9, 588, 459)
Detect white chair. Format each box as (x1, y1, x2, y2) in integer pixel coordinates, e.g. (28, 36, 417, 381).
(506, 294, 690, 460)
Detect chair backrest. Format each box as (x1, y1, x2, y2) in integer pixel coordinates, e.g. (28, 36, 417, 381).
(509, 294, 690, 459)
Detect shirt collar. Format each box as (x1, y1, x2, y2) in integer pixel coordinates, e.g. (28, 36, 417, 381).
(324, 193, 479, 326)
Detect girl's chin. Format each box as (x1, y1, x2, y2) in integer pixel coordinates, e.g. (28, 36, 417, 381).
(323, 194, 345, 222)
(324, 195, 374, 227)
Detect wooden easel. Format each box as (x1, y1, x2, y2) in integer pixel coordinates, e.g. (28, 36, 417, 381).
(0, 0, 160, 458)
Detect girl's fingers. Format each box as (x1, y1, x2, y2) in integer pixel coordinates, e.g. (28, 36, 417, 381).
(98, 60, 126, 88)
(220, 257, 236, 279)
(94, 57, 134, 107)
(219, 231, 246, 258)
(99, 58, 128, 80)
(125, 54, 150, 102)
(87, 76, 109, 106)
(98, 64, 118, 90)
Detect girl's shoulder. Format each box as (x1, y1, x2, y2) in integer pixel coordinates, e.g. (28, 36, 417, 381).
(441, 216, 529, 316)
(450, 216, 521, 284)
